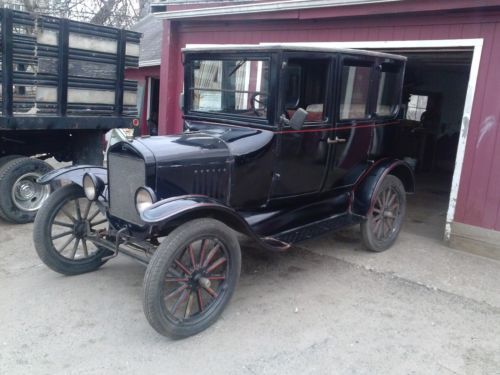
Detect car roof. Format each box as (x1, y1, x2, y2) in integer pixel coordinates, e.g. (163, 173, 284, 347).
(182, 44, 406, 61)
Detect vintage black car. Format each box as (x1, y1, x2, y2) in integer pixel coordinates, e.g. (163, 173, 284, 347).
(33, 45, 414, 339)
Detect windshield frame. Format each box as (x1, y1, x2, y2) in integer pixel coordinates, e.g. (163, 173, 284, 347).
(183, 52, 278, 128)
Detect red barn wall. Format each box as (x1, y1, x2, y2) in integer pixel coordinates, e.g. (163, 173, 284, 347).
(125, 65, 161, 134)
(157, 9, 500, 233)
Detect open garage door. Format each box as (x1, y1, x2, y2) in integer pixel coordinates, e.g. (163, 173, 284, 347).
(380, 48, 473, 240)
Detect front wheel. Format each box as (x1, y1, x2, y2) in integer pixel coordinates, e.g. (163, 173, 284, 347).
(33, 184, 110, 275)
(361, 175, 406, 252)
(143, 219, 241, 339)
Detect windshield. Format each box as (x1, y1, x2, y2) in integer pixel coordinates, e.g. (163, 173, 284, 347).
(188, 58, 270, 119)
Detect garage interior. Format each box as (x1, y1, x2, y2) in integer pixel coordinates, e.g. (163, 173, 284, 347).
(384, 49, 473, 240)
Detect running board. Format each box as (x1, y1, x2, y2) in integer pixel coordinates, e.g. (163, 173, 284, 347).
(271, 213, 362, 244)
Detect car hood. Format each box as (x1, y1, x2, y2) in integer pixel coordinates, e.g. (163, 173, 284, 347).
(131, 122, 275, 166)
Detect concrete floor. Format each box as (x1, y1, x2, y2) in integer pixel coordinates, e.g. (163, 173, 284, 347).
(1, 206, 500, 374)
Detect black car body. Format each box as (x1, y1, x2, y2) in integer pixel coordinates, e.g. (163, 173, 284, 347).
(35, 45, 414, 339)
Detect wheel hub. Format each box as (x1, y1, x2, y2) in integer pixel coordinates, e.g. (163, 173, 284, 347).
(12, 173, 51, 212)
(17, 180, 36, 199)
(74, 220, 88, 238)
(190, 270, 211, 289)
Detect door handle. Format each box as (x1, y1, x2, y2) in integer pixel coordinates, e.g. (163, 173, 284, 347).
(327, 136, 347, 144)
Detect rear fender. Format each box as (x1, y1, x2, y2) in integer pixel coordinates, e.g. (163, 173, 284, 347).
(141, 195, 289, 251)
(351, 159, 415, 217)
(37, 165, 107, 187)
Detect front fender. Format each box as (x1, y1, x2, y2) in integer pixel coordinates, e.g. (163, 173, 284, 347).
(141, 195, 249, 230)
(351, 159, 415, 217)
(37, 165, 107, 186)
(141, 195, 289, 251)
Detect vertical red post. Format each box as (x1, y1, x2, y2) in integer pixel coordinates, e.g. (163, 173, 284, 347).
(158, 20, 183, 135)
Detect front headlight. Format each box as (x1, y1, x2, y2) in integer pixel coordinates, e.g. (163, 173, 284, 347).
(135, 187, 157, 214)
(83, 173, 104, 201)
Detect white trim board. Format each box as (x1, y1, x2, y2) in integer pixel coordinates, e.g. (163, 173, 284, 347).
(139, 59, 161, 67)
(152, 0, 401, 20)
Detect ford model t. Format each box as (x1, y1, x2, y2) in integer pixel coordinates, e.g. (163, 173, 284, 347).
(33, 45, 414, 339)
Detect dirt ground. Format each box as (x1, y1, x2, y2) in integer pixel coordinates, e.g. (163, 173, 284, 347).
(1, 217, 500, 374)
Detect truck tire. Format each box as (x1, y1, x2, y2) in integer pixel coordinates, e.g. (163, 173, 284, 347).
(0, 155, 23, 169)
(0, 157, 54, 223)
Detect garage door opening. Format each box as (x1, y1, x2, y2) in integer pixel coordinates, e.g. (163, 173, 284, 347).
(383, 49, 473, 240)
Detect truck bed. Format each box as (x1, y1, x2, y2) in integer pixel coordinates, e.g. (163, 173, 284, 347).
(0, 9, 140, 130)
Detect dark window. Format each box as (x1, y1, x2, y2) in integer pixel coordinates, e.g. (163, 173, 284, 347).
(376, 62, 402, 117)
(284, 58, 329, 123)
(339, 63, 372, 120)
(189, 59, 270, 118)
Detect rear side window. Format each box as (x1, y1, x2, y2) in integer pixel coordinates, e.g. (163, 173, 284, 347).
(339, 63, 372, 120)
(376, 62, 403, 117)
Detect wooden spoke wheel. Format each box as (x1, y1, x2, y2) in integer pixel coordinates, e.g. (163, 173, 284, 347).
(361, 175, 406, 252)
(33, 184, 110, 275)
(143, 218, 241, 339)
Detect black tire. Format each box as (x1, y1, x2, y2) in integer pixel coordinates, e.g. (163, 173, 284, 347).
(0, 155, 23, 169)
(0, 157, 54, 223)
(143, 218, 241, 339)
(33, 184, 110, 275)
(361, 175, 406, 252)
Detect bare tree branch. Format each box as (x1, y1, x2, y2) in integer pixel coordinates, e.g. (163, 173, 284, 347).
(2, 0, 142, 28)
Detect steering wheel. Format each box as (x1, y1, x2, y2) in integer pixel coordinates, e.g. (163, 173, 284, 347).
(250, 92, 267, 116)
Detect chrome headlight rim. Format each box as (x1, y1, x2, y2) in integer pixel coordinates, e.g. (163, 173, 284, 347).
(135, 186, 157, 214)
(82, 173, 104, 201)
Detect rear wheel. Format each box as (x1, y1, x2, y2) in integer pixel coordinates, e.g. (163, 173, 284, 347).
(0, 157, 53, 223)
(143, 219, 241, 339)
(361, 175, 406, 252)
(33, 184, 110, 275)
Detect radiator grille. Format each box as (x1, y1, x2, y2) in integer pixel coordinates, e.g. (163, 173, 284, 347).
(108, 152, 145, 226)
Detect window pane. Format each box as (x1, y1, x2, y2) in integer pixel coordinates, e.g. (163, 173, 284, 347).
(190, 59, 269, 118)
(285, 58, 329, 123)
(340, 65, 371, 120)
(406, 94, 429, 121)
(417, 95, 428, 110)
(376, 63, 401, 117)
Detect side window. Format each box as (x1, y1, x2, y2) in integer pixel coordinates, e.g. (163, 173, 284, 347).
(376, 62, 403, 117)
(339, 62, 372, 120)
(285, 58, 330, 123)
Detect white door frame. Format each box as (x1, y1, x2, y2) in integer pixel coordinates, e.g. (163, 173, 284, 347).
(146, 76, 153, 122)
(266, 39, 483, 241)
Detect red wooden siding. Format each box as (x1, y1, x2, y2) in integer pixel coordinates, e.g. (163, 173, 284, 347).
(125, 65, 160, 134)
(157, 8, 500, 232)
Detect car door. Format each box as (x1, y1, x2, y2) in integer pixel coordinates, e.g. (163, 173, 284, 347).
(324, 54, 378, 190)
(270, 53, 335, 199)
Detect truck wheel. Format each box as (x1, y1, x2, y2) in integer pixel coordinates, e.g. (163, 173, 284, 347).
(143, 219, 241, 339)
(361, 175, 406, 252)
(0, 155, 22, 168)
(33, 184, 110, 275)
(0, 157, 53, 223)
